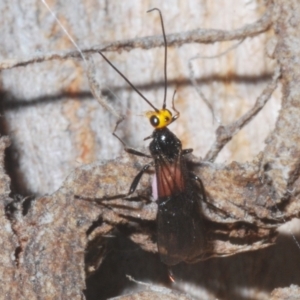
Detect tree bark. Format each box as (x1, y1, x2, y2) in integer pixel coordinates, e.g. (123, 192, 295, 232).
(1, 0, 300, 299)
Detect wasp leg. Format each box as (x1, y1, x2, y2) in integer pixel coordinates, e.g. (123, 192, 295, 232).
(190, 173, 207, 202)
(182, 148, 193, 155)
(113, 117, 151, 158)
(125, 148, 152, 158)
(127, 162, 153, 196)
(170, 89, 180, 124)
(190, 173, 233, 218)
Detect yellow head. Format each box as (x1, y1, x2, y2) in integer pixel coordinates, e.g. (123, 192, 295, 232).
(146, 109, 173, 129)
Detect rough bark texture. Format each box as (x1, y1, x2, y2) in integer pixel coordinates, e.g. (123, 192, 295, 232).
(1, 0, 300, 299)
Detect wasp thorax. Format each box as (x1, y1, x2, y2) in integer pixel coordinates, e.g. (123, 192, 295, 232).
(146, 109, 173, 129)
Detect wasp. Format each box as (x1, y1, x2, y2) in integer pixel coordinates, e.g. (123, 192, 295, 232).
(99, 8, 206, 266)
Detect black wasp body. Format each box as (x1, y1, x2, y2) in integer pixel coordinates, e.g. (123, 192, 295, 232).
(99, 8, 206, 265)
(149, 127, 205, 265)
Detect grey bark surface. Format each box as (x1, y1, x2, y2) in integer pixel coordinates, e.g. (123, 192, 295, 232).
(0, 0, 300, 299)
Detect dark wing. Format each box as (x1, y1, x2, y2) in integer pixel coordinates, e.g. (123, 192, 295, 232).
(155, 153, 185, 198)
(155, 155, 205, 265)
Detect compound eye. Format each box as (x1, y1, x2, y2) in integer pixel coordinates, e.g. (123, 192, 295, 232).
(150, 115, 159, 127)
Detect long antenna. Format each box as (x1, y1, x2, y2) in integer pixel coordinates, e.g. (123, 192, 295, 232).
(147, 8, 168, 109)
(40, 0, 87, 66)
(98, 51, 159, 112)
